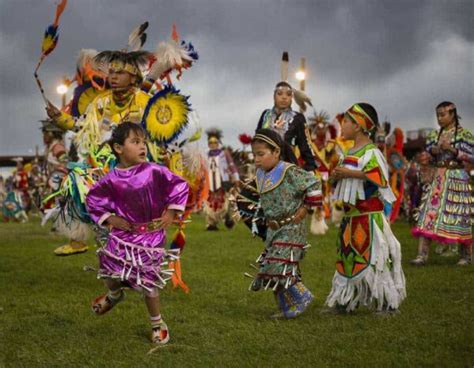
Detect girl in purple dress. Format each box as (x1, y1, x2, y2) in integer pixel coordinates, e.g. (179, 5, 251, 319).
(86, 122, 189, 345)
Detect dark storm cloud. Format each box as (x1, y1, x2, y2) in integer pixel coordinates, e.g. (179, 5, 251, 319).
(0, 0, 472, 155)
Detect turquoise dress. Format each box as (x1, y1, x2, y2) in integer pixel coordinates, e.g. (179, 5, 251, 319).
(250, 161, 322, 291)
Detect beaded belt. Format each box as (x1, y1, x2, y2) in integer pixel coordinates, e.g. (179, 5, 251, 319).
(435, 160, 464, 169)
(131, 219, 162, 234)
(131, 218, 190, 233)
(344, 197, 384, 214)
(266, 214, 297, 230)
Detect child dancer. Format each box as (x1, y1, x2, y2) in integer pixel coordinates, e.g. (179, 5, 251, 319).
(411, 102, 473, 266)
(249, 129, 322, 318)
(325, 103, 406, 313)
(86, 122, 189, 344)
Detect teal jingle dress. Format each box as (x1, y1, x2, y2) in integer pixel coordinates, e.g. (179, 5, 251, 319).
(250, 161, 322, 292)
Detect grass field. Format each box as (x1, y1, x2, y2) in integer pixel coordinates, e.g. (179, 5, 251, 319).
(0, 215, 473, 367)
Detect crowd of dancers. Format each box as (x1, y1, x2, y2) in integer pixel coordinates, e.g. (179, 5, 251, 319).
(1, 3, 472, 346)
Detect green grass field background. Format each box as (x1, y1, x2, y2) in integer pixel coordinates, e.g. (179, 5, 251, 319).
(0, 216, 472, 367)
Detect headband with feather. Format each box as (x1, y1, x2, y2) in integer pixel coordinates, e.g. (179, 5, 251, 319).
(93, 50, 153, 78)
(277, 52, 313, 112)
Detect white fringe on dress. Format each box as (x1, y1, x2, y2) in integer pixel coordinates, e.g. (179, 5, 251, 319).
(325, 215, 406, 312)
(334, 149, 396, 205)
(310, 211, 329, 235)
(55, 216, 90, 242)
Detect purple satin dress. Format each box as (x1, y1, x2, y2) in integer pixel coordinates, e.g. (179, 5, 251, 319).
(86, 162, 189, 292)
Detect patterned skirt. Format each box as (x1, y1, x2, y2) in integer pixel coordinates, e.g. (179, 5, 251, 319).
(98, 232, 179, 294)
(250, 224, 308, 291)
(326, 210, 406, 312)
(412, 168, 473, 245)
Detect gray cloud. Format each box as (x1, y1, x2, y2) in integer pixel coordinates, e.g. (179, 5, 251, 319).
(1, 0, 473, 155)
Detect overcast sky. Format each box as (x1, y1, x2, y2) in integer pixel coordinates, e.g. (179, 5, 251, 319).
(0, 0, 472, 155)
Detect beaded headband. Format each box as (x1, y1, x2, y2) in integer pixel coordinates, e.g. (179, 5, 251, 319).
(109, 60, 139, 76)
(254, 134, 280, 150)
(436, 103, 457, 114)
(345, 104, 376, 133)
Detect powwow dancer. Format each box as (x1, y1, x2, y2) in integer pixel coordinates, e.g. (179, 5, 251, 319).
(256, 81, 317, 172)
(0, 176, 6, 204)
(411, 102, 473, 266)
(203, 128, 239, 230)
(325, 103, 406, 314)
(86, 123, 189, 344)
(1, 190, 28, 223)
(307, 111, 342, 234)
(45, 48, 152, 255)
(238, 54, 319, 237)
(44, 22, 198, 259)
(405, 154, 435, 224)
(385, 127, 407, 222)
(247, 129, 322, 319)
(12, 159, 31, 215)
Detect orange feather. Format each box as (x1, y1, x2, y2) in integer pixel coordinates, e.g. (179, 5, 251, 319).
(53, 0, 68, 26)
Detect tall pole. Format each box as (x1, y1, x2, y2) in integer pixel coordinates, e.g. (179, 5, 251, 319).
(61, 76, 67, 108)
(299, 57, 306, 113)
(281, 51, 289, 81)
(299, 58, 306, 92)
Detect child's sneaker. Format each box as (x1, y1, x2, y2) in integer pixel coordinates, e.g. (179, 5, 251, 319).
(410, 255, 427, 266)
(151, 320, 170, 345)
(91, 290, 125, 315)
(457, 258, 471, 266)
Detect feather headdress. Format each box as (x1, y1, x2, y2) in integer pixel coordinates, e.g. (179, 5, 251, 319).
(76, 49, 98, 71)
(74, 49, 106, 86)
(126, 21, 149, 52)
(94, 50, 153, 78)
(308, 110, 330, 128)
(67, 49, 106, 117)
(141, 24, 198, 92)
(375, 121, 391, 144)
(309, 110, 336, 140)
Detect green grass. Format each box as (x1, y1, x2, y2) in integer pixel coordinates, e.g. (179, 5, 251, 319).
(0, 216, 472, 367)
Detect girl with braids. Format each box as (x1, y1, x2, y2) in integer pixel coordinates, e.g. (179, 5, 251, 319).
(247, 129, 323, 318)
(325, 103, 406, 314)
(86, 123, 189, 345)
(411, 102, 473, 266)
